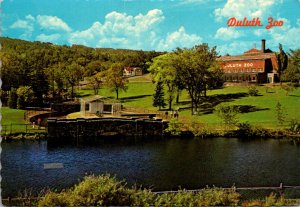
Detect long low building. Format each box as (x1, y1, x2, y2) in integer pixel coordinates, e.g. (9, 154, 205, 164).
(217, 39, 278, 83)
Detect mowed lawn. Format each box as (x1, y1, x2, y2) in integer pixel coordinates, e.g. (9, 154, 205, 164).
(77, 80, 300, 129)
(1, 107, 29, 133)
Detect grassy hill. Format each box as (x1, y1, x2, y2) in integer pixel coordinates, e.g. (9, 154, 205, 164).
(76, 78, 300, 129)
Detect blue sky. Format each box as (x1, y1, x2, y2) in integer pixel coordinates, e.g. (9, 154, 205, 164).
(1, 0, 300, 55)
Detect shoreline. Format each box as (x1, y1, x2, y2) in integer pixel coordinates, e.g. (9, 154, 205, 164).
(1, 130, 299, 142)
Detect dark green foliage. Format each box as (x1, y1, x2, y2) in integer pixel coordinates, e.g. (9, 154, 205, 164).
(236, 122, 272, 138)
(289, 119, 300, 133)
(16, 86, 34, 109)
(282, 49, 300, 84)
(8, 88, 17, 109)
(0, 37, 162, 103)
(152, 80, 166, 110)
(276, 43, 288, 82)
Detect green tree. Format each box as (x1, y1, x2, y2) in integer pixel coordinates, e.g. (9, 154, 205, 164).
(215, 104, 239, 128)
(63, 62, 84, 99)
(148, 53, 177, 110)
(102, 63, 128, 99)
(282, 49, 300, 85)
(175, 44, 223, 114)
(87, 72, 103, 95)
(276, 101, 285, 125)
(276, 43, 288, 83)
(8, 87, 18, 109)
(152, 80, 166, 110)
(16, 86, 34, 109)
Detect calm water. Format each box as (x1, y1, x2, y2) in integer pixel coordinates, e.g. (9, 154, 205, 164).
(1, 138, 300, 198)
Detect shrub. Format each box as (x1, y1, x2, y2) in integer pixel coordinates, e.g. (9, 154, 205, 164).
(281, 83, 295, 96)
(164, 118, 183, 136)
(190, 122, 219, 138)
(38, 174, 241, 206)
(248, 85, 259, 96)
(215, 104, 240, 128)
(289, 119, 300, 133)
(275, 102, 285, 126)
(236, 122, 254, 137)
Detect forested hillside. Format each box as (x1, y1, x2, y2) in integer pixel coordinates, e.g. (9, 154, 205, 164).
(0, 37, 163, 107)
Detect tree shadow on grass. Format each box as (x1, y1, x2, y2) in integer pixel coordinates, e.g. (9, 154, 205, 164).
(120, 95, 152, 102)
(236, 105, 269, 113)
(288, 94, 300, 97)
(178, 92, 267, 115)
(197, 92, 249, 114)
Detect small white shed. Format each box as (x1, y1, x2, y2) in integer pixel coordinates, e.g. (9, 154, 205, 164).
(80, 95, 122, 117)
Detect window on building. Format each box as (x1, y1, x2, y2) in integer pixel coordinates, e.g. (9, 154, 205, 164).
(103, 104, 112, 113)
(252, 68, 256, 72)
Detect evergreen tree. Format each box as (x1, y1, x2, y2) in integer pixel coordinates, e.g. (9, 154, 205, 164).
(276, 101, 285, 125)
(276, 43, 288, 83)
(153, 80, 166, 110)
(7, 88, 17, 109)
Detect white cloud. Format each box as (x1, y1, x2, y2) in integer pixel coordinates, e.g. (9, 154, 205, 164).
(69, 9, 172, 50)
(178, 0, 208, 4)
(214, 27, 243, 40)
(158, 26, 202, 50)
(217, 41, 252, 55)
(267, 18, 300, 50)
(25, 15, 35, 21)
(36, 34, 61, 43)
(10, 18, 35, 40)
(214, 0, 280, 22)
(37, 15, 72, 32)
(10, 20, 33, 30)
(10, 10, 202, 51)
(297, 18, 300, 27)
(253, 29, 264, 37)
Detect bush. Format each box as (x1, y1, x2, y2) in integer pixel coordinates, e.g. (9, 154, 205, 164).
(190, 122, 219, 138)
(215, 104, 240, 127)
(38, 174, 241, 206)
(248, 85, 259, 96)
(289, 119, 300, 134)
(236, 122, 254, 137)
(164, 118, 183, 136)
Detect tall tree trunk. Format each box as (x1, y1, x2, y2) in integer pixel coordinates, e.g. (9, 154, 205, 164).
(169, 97, 172, 110)
(116, 88, 119, 99)
(71, 85, 74, 99)
(176, 91, 180, 103)
(191, 100, 194, 115)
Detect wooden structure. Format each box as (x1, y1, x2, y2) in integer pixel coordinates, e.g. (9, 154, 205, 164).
(123, 67, 143, 77)
(80, 95, 122, 117)
(217, 39, 279, 83)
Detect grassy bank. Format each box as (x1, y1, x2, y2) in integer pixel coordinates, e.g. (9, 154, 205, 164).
(5, 174, 298, 206)
(76, 80, 300, 130)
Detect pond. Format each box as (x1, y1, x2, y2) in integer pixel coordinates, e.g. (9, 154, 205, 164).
(1, 137, 300, 198)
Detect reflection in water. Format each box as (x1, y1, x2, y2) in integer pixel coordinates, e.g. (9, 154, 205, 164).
(1, 138, 300, 198)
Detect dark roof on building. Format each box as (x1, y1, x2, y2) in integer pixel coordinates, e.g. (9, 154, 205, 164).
(217, 52, 277, 62)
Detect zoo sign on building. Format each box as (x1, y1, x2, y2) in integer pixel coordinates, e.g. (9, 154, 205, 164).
(217, 39, 279, 83)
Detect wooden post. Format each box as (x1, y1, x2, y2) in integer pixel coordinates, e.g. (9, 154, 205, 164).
(279, 183, 283, 196)
(26, 124, 27, 133)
